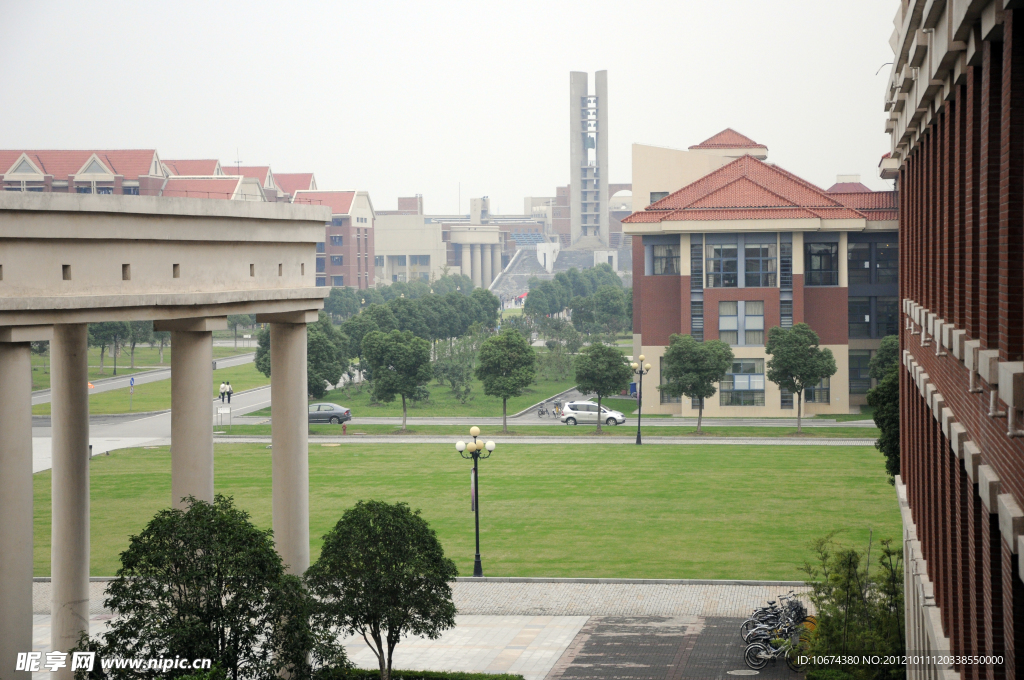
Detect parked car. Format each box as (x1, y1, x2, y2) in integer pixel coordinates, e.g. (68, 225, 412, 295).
(308, 403, 352, 424)
(560, 401, 626, 426)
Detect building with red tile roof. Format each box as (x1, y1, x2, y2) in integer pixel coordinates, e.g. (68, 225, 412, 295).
(221, 165, 282, 201)
(275, 173, 317, 200)
(161, 176, 265, 201)
(625, 138, 898, 419)
(163, 159, 224, 176)
(0, 150, 168, 195)
(293, 190, 375, 290)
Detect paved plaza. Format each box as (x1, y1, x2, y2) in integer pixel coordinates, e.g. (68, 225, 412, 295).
(30, 579, 810, 679)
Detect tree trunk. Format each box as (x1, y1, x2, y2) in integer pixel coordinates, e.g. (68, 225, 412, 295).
(233, 325, 238, 348)
(130, 341, 136, 369)
(797, 391, 803, 434)
(596, 394, 602, 434)
(99, 346, 106, 374)
(502, 398, 508, 433)
(159, 339, 165, 364)
(697, 397, 704, 434)
(401, 393, 407, 431)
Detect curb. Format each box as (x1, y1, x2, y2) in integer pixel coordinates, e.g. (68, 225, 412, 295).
(453, 577, 808, 586)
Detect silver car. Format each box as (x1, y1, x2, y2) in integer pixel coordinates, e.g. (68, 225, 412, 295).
(560, 400, 626, 426)
(308, 403, 352, 424)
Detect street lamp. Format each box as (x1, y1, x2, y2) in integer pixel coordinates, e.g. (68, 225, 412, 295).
(455, 426, 496, 577)
(630, 355, 652, 445)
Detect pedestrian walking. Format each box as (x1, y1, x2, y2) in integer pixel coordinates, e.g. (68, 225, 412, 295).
(226, 382, 233, 403)
(219, 382, 227, 402)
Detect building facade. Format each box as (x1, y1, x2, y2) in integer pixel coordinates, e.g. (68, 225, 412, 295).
(624, 146, 897, 418)
(293, 190, 375, 290)
(1, 150, 169, 195)
(570, 71, 609, 247)
(883, 1, 1024, 677)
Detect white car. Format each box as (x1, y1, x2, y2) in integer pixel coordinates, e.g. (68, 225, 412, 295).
(560, 401, 626, 426)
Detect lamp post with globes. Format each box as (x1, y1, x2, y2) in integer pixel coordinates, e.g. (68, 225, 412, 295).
(455, 426, 495, 577)
(631, 355, 652, 445)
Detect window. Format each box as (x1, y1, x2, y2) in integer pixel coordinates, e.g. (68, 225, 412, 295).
(650, 191, 669, 204)
(316, 276, 326, 287)
(394, 255, 407, 266)
(76, 186, 92, 194)
(805, 377, 830, 403)
(410, 255, 430, 266)
(375, 256, 384, 267)
(720, 359, 765, 406)
(691, 301, 704, 343)
(744, 301, 764, 345)
(877, 297, 899, 336)
(779, 243, 793, 289)
(316, 242, 326, 254)
(332, 276, 344, 286)
(331, 217, 347, 227)
(330, 255, 344, 266)
(781, 388, 794, 409)
(850, 350, 872, 394)
(718, 301, 738, 345)
(849, 297, 871, 338)
(848, 243, 871, 285)
(122, 186, 139, 195)
(96, 186, 113, 195)
(876, 243, 898, 284)
(316, 258, 325, 273)
(330, 235, 343, 246)
(659, 357, 681, 403)
(690, 243, 703, 290)
(780, 301, 793, 329)
(653, 245, 679, 275)
(744, 243, 776, 287)
(706, 245, 738, 287)
(805, 242, 838, 285)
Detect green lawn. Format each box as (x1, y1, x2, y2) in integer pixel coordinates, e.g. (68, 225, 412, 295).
(249, 374, 579, 419)
(32, 442, 900, 580)
(31, 362, 268, 416)
(816, 406, 876, 422)
(215, 423, 879, 439)
(31, 346, 250, 391)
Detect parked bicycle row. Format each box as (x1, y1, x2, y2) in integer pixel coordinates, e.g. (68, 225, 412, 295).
(740, 590, 816, 672)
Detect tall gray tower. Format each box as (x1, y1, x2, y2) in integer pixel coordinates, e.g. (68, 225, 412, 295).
(569, 70, 609, 248)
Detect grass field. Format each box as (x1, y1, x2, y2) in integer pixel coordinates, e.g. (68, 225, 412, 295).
(30, 346, 250, 391)
(248, 373, 578, 419)
(31, 362, 268, 416)
(32, 442, 900, 580)
(214, 423, 879, 439)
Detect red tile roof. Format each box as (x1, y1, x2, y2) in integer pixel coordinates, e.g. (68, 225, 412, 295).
(0, 150, 159, 180)
(827, 191, 897, 211)
(161, 177, 241, 200)
(163, 159, 221, 176)
(623, 155, 868, 224)
(689, 128, 767, 150)
(292, 190, 354, 214)
(826, 181, 873, 193)
(222, 165, 272, 187)
(275, 173, 315, 196)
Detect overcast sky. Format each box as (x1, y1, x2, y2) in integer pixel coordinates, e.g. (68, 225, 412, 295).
(0, 0, 896, 214)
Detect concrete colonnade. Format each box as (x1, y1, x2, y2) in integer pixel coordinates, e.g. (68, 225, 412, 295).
(491, 245, 502, 286)
(470, 244, 482, 288)
(465, 243, 501, 290)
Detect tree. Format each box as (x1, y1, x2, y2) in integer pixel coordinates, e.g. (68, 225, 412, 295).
(226, 315, 254, 348)
(868, 366, 900, 483)
(126, 321, 153, 369)
(363, 304, 398, 334)
(361, 330, 433, 430)
(523, 287, 550, 319)
(324, 287, 361, 322)
(592, 285, 629, 337)
(470, 287, 500, 327)
(254, 314, 349, 399)
(765, 324, 837, 434)
(150, 330, 171, 364)
(89, 321, 129, 374)
(475, 329, 537, 432)
(659, 334, 734, 433)
(75, 495, 346, 680)
(30, 340, 49, 377)
(305, 500, 457, 680)
(388, 297, 428, 339)
(569, 295, 596, 334)
(340, 314, 381, 369)
(432, 334, 475, 403)
(573, 343, 633, 433)
(869, 334, 900, 380)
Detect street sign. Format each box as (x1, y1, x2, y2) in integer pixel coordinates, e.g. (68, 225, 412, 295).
(130, 377, 135, 386)
(129, 386, 134, 394)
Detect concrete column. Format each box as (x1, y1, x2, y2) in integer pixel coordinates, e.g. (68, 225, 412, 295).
(0, 340, 34, 678)
(481, 244, 493, 288)
(170, 330, 214, 508)
(491, 244, 502, 286)
(51, 324, 90, 678)
(270, 321, 310, 575)
(471, 244, 482, 288)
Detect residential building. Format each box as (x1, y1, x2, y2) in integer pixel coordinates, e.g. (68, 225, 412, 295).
(0, 150, 169, 195)
(161, 176, 266, 201)
(162, 159, 225, 176)
(292, 190, 375, 289)
(623, 143, 897, 418)
(882, 1, 1024, 676)
(222, 165, 283, 201)
(274, 173, 317, 201)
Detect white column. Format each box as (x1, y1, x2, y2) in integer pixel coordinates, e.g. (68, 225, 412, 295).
(170, 329, 214, 508)
(481, 245, 493, 288)
(491, 245, 502, 286)
(0, 337, 36, 678)
(471, 244, 482, 288)
(270, 321, 310, 575)
(51, 324, 90, 679)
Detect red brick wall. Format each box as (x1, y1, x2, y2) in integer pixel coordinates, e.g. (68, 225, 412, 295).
(792, 274, 805, 325)
(803, 287, 848, 345)
(638, 275, 681, 346)
(632, 238, 644, 334)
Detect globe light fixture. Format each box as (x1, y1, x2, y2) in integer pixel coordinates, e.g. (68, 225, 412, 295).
(632, 354, 651, 445)
(456, 426, 495, 577)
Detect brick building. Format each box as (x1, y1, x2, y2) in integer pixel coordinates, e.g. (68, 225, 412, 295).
(1, 150, 169, 195)
(623, 147, 896, 418)
(882, 1, 1024, 677)
(293, 190, 375, 289)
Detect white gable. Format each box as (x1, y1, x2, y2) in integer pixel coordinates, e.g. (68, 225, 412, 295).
(76, 154, 113, 177)
(6, 154, 42, 176)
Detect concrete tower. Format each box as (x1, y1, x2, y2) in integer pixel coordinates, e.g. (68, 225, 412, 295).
(569, 71, 609, 248)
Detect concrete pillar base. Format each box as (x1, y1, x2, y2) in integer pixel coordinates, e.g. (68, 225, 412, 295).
(169, 330, 214, 508)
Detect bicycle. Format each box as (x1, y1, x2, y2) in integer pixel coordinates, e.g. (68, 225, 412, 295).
(537, 404, 550, 417)
(744, 635, 806, 673)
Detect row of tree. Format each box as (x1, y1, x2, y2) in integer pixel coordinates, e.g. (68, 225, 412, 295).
(521, 264, 632, 338)
(323, 273, 477, 322)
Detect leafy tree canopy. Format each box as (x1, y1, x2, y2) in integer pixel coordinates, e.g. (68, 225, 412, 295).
(659, 334, 733, 433)
(361, 329, 433, 428)
(765, 323, 837, 433)
(475, 328, 537, 430)
(573, 343, 632, 432)
(868, 366, 900, 483)
(869, 334, 900, 380)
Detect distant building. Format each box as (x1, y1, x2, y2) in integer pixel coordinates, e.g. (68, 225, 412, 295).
(569, 70, 609, 247)
(274, 173, 317, 201)
(1, 150, 169, 195)
(293, 190, 375, 290)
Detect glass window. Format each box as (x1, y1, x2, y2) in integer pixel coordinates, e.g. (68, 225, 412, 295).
(805, 376, 831, 403)
(779, 242, 793, 289)
(848, 243, 871, 284)
(691, 301, 704, 343)
(316, 258, 325, 273)
(876, 243, 898, 284)
(720, 359, 765, 406)
(76, 186, 92, 194)
(410, 254, 431, 266)
(719, 301, 738, 345)
(744, 300, 764, 345)
(331, 276, 344, 286)
(123, 186, 140, 195)
(706, 244, 738, 287)
(659, 357, 682, 403)
(744, 243, 776, 287)
(650, 191, 669, 204)
(780, 301, 793, 329)
(394, 255, 407, 266)
(331, 216, 347, 227)
(331, 256, 343, 266)
(96, 186, 113, 195)
(316, 242, 326, 254)
(315, 276, 326, 287)
(877, 297, 899, 337)
(849, 297, 871, 338)
(781, 388, 794, 409)
(374, 256, 384, 267)
(850, 350, 872, 394)
(330, 235, 343, 246)
(806, 242, 838, 285)
(690, 244, 703, 290)
(653, 244, 679, 275)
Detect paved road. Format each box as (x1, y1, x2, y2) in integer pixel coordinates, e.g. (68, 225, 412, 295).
(31, 352, 255, 405)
